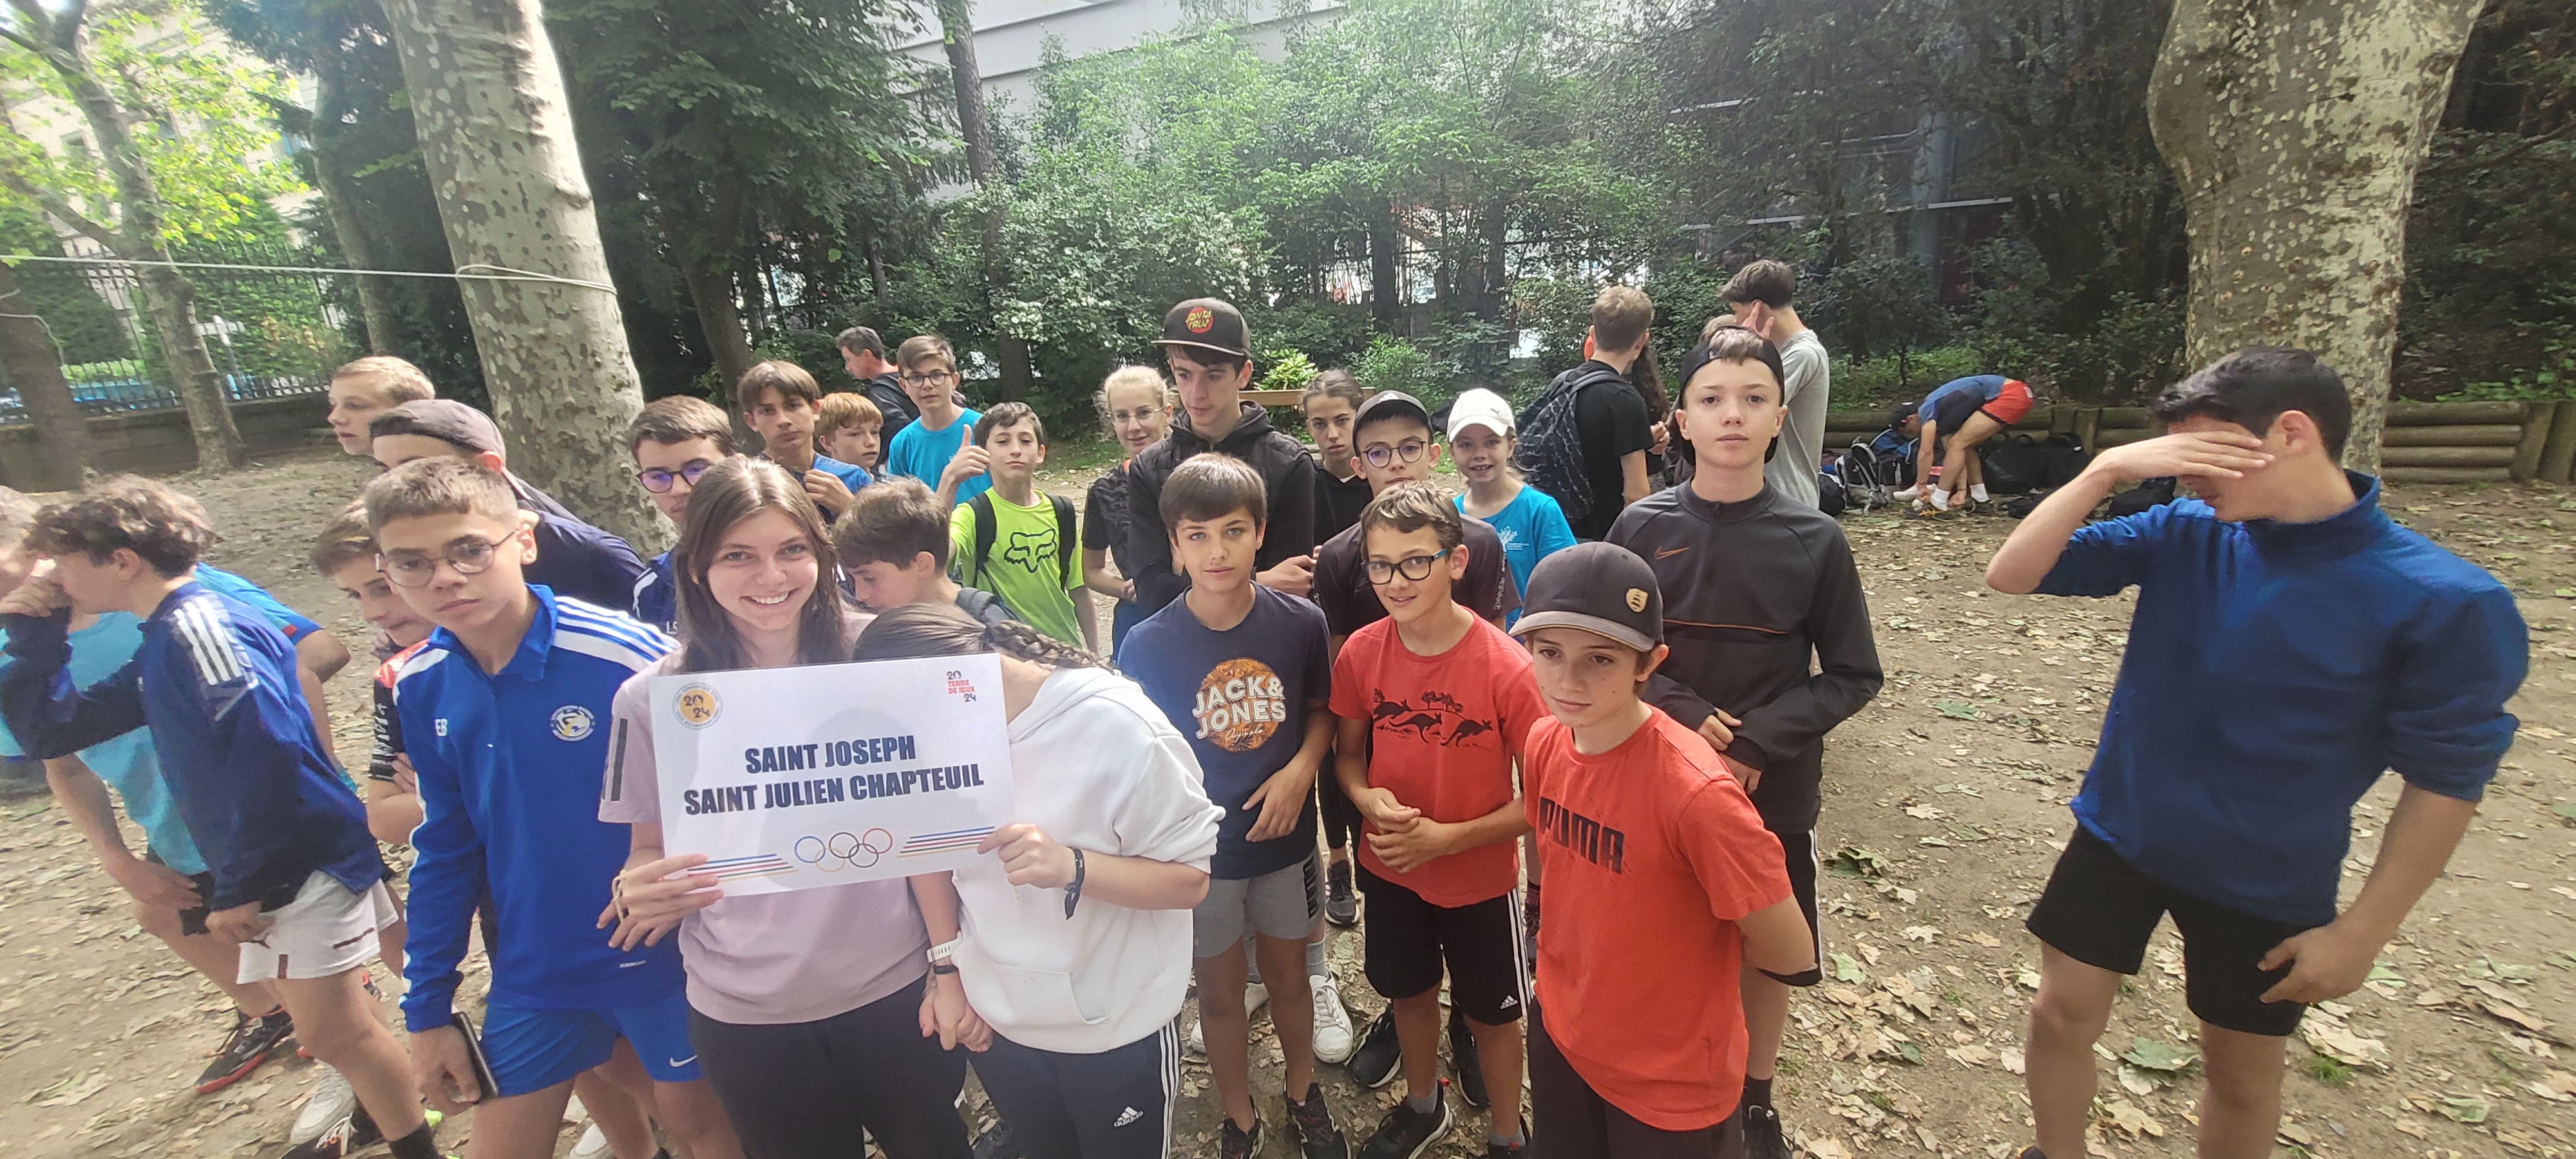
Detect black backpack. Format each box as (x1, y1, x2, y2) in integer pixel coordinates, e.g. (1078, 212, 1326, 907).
(2103, 477, 2179, 520)
(958, 491, 1079, 594)
(1980, 433, 2088, 496)
(1515, 364, 1627, 527)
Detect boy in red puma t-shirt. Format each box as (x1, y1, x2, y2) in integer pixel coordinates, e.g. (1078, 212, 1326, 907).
(1512, 543, 1815, 1158)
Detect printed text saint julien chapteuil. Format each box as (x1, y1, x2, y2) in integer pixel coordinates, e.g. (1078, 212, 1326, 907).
(679, 733, 988, 816)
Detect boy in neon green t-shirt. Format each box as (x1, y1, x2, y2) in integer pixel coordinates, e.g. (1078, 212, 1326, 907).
(948, 402, 1094, 648)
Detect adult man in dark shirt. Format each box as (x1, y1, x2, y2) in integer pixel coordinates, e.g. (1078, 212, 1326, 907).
(1609, 326, 1884, 1159)
(1124, 298, 1320, 614)
(1522, 286, 1657, 540)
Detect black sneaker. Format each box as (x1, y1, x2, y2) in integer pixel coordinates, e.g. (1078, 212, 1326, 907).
(1448, 1008, 1488, 1109)
(1741, 1102, 1791, 1159)
(1285, 1083, 1349, 1159)
(1485, 1140, 1527, 1158)
(278, 1106, 448, 1159)
(1219, 1115, 1264, 1159)
(971, 1118, 1024, 1159)
(1356, 1095, 1452, 1159)
(1347, 1008, 1401, 1089)
(1325, 860, 1359, 927)
(199, 1008, 294, 1093)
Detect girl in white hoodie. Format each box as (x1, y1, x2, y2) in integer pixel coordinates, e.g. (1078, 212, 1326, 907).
(853, 604, 1222, 1159)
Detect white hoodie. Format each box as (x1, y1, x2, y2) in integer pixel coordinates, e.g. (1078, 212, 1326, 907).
(953, 665, 1222, 1055)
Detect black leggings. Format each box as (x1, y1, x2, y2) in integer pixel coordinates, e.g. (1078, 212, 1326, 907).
(688, 976, 972, 1159)
(972, 1023, 1178, 1159)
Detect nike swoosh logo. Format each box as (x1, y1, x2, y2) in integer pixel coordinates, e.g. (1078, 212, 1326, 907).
(668, 1055, 696, 1068)
(1655, 547, 1689, 559)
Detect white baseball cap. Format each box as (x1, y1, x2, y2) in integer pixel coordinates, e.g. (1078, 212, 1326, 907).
(1445, 388, 1515, 442)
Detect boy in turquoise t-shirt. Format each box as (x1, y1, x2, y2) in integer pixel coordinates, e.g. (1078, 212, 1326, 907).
(883, 333, 991, 505)
(948, 402, 1092, 648)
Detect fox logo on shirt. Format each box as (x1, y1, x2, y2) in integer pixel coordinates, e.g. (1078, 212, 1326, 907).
(1194, 658, 1287, 752)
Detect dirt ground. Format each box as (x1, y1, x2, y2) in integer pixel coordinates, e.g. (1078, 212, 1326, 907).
(1, 440, 2573, 1158)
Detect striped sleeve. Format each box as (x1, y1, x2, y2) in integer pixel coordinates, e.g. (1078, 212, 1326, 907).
(167, 597, 255, 720)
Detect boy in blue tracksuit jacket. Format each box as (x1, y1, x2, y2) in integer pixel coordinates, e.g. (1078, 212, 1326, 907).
(1985, 348, 2526, 1159)
(363, 456, 743, 1158)
(0, 476, 439, 1159)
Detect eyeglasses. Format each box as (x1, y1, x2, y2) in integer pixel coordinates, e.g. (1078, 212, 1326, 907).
(1364, 548, 1451, 585)
(636, 461, 714, 493)
(898, 370, 955, 388)
(1358, 438, 1430, 470)
(377, 535, 515, 589)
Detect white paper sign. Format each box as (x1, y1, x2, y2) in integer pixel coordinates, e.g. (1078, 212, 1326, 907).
(650, 653, 1014, 894)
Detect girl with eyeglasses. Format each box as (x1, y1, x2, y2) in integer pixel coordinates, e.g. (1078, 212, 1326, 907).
(598, 458, 984, 1159)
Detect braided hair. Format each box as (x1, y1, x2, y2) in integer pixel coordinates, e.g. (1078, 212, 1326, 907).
(851, 602, 1106, 670)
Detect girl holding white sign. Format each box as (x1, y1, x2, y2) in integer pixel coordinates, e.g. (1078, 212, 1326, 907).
(852, 604, 1224, 1159)
(596, 458, 985, 1159)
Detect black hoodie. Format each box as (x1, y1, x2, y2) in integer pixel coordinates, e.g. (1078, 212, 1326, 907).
(1125, 402, 1319, 614)
(1607, 482, 1883, 833)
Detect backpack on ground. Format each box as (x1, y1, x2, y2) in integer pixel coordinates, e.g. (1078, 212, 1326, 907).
(1817, 469, 1849, 517)
(960, 491, 1079, 592)
(1980, 432, 2089, 496)
(1835, 438, 1902, 513)
(2103, 477, 2179, 520)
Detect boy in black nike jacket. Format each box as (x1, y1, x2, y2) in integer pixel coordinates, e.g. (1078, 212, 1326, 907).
(1607, 326, 1883, 1159)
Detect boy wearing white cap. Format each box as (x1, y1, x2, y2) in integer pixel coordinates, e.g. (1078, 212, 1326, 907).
(1448, 389, 1577, 630)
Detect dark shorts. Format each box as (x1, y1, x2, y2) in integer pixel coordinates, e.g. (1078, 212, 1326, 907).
(2026, 825, 2313, 1037)
(688, 976, 972, 1159)
(1356, 865, 1528, 1025)
(1529, 1002, 1743, 1158)
(1758, 829, 1823, 988)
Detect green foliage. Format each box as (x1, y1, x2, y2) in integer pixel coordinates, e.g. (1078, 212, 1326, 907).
(1806, 256, 1953, 386)
(1351, 334, 1446, 400)
(0, 3, 305, 245)
(1835, 346, 1989, 407)
(0, 205, 132, 364)
(1258, 351, 1317, 395)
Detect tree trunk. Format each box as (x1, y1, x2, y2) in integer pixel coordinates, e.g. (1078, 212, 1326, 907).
(8, 0, 247, 471)
(133, 265, 247, 471)
(2148, 0, 2487, 474)
(0, 261, 88, 489)
(937, 0, 1033, 401)
(309, 70, 403, 355)
(378, 0, 662, 551)
(1368, 200, 1399, 328)
(679, 179, 758, 400)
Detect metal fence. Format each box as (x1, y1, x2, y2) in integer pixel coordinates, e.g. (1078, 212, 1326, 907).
(2, 238, 354, 424)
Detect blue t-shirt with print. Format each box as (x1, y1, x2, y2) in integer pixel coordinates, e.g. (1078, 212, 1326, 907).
(1455, 487, 1578, 628)
(1119, 586, 1329, 880)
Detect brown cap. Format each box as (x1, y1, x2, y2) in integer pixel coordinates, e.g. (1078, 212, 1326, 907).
(1510, 542, 1663, 652)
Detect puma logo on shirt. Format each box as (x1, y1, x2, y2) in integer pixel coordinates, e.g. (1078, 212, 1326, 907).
(1537, 795, 1627, 873)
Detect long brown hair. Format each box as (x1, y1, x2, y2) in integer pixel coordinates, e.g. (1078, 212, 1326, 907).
(851, 603, 1105, 670)
(674, 457, 850, 674)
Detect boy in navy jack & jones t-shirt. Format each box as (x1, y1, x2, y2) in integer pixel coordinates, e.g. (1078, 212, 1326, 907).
(1985, 348, 2526, 1159)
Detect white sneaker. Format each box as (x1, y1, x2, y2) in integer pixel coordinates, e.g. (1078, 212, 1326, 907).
(1187, 982, 1271, 1054)
(1892, 485, 1920, 502)
(1310, 972, 1356, 1064)
(569, 1122, 614, 1159)
(290, 1066, 355, 1145)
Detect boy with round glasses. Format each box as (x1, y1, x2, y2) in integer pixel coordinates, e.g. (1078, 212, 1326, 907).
(623, 396, 735, 634)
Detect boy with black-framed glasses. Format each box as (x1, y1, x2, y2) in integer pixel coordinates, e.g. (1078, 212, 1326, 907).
(1329, 482, 1544, 1159)
(624, 395, 735, 634)
(882, 334, 992, 506)
(1312, 392, 1518, 651)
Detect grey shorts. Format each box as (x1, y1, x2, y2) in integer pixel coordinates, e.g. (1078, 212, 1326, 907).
(1192, 850, 1323, 959)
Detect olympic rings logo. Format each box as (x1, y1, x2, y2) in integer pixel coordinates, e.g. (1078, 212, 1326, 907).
(794, 829, 895, 872)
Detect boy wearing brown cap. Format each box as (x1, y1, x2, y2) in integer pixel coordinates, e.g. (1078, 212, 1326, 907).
(1511, 543, 1815, 1159)
(1124, 298, 1320, 614)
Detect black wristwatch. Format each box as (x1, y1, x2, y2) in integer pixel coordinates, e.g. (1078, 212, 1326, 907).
(1063, 848, 1086, 918)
